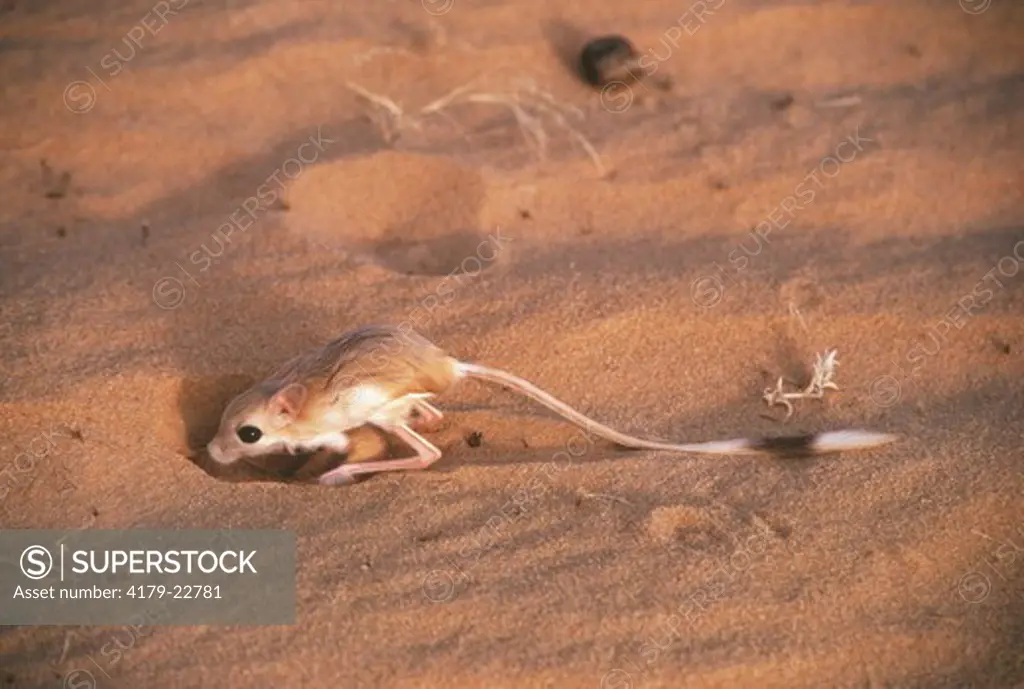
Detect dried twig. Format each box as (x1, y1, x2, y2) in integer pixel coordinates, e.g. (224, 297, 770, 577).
(420, 78, 486, 115)
(345, 81, 406, 120)
(763, 348, 840, 421)
(346, 76, 607, 175)
(788, 300, 809, 334)
(527, 94, 606, 177)
(464, 93, 550, 156)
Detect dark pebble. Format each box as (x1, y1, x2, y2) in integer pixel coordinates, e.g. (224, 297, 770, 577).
(579, 35, 642, 88)
(771, 93, 794, 111)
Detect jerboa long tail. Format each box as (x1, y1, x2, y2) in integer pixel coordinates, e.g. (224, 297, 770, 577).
(454, 361, 897, 457)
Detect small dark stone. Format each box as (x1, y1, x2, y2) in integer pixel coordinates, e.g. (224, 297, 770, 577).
(579, 35, 642, 88)
(5, 673, 16, 685)
(91, 507, 100, 517)
(990, 336, 1011, 355)
(905, 44, 921, 57)
(70, 429, 84, 441)
(771, 93, 794, 111)
(141, 224, 150, 244)
(710, 180, 728, 190)
(519, 209, 532, 220)
(465, 431, 483, 448)
(56, 226, 66, 238)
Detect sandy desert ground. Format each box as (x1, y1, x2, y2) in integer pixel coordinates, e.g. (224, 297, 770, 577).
(0, 0, 1022, 686)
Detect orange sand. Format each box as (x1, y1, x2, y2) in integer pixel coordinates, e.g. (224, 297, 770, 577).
(1, 0, 1022, 686)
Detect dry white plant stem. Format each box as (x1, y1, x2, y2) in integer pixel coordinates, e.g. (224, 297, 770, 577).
(525, 89, 606, 176)
(345, 78, 607, 176)
(788, 301, 809, 334)
(345, 81, 407, 121)
(420, 78, 486, 114)
(763, 348, 840, 421)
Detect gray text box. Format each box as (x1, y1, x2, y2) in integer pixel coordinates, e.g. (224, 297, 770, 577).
(0, 529, 296, 625)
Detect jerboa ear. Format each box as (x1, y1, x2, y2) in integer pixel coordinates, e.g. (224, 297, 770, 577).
(269, 383, 307, 420)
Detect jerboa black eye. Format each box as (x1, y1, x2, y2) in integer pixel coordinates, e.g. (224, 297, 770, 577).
(237, 425, 263, 444)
